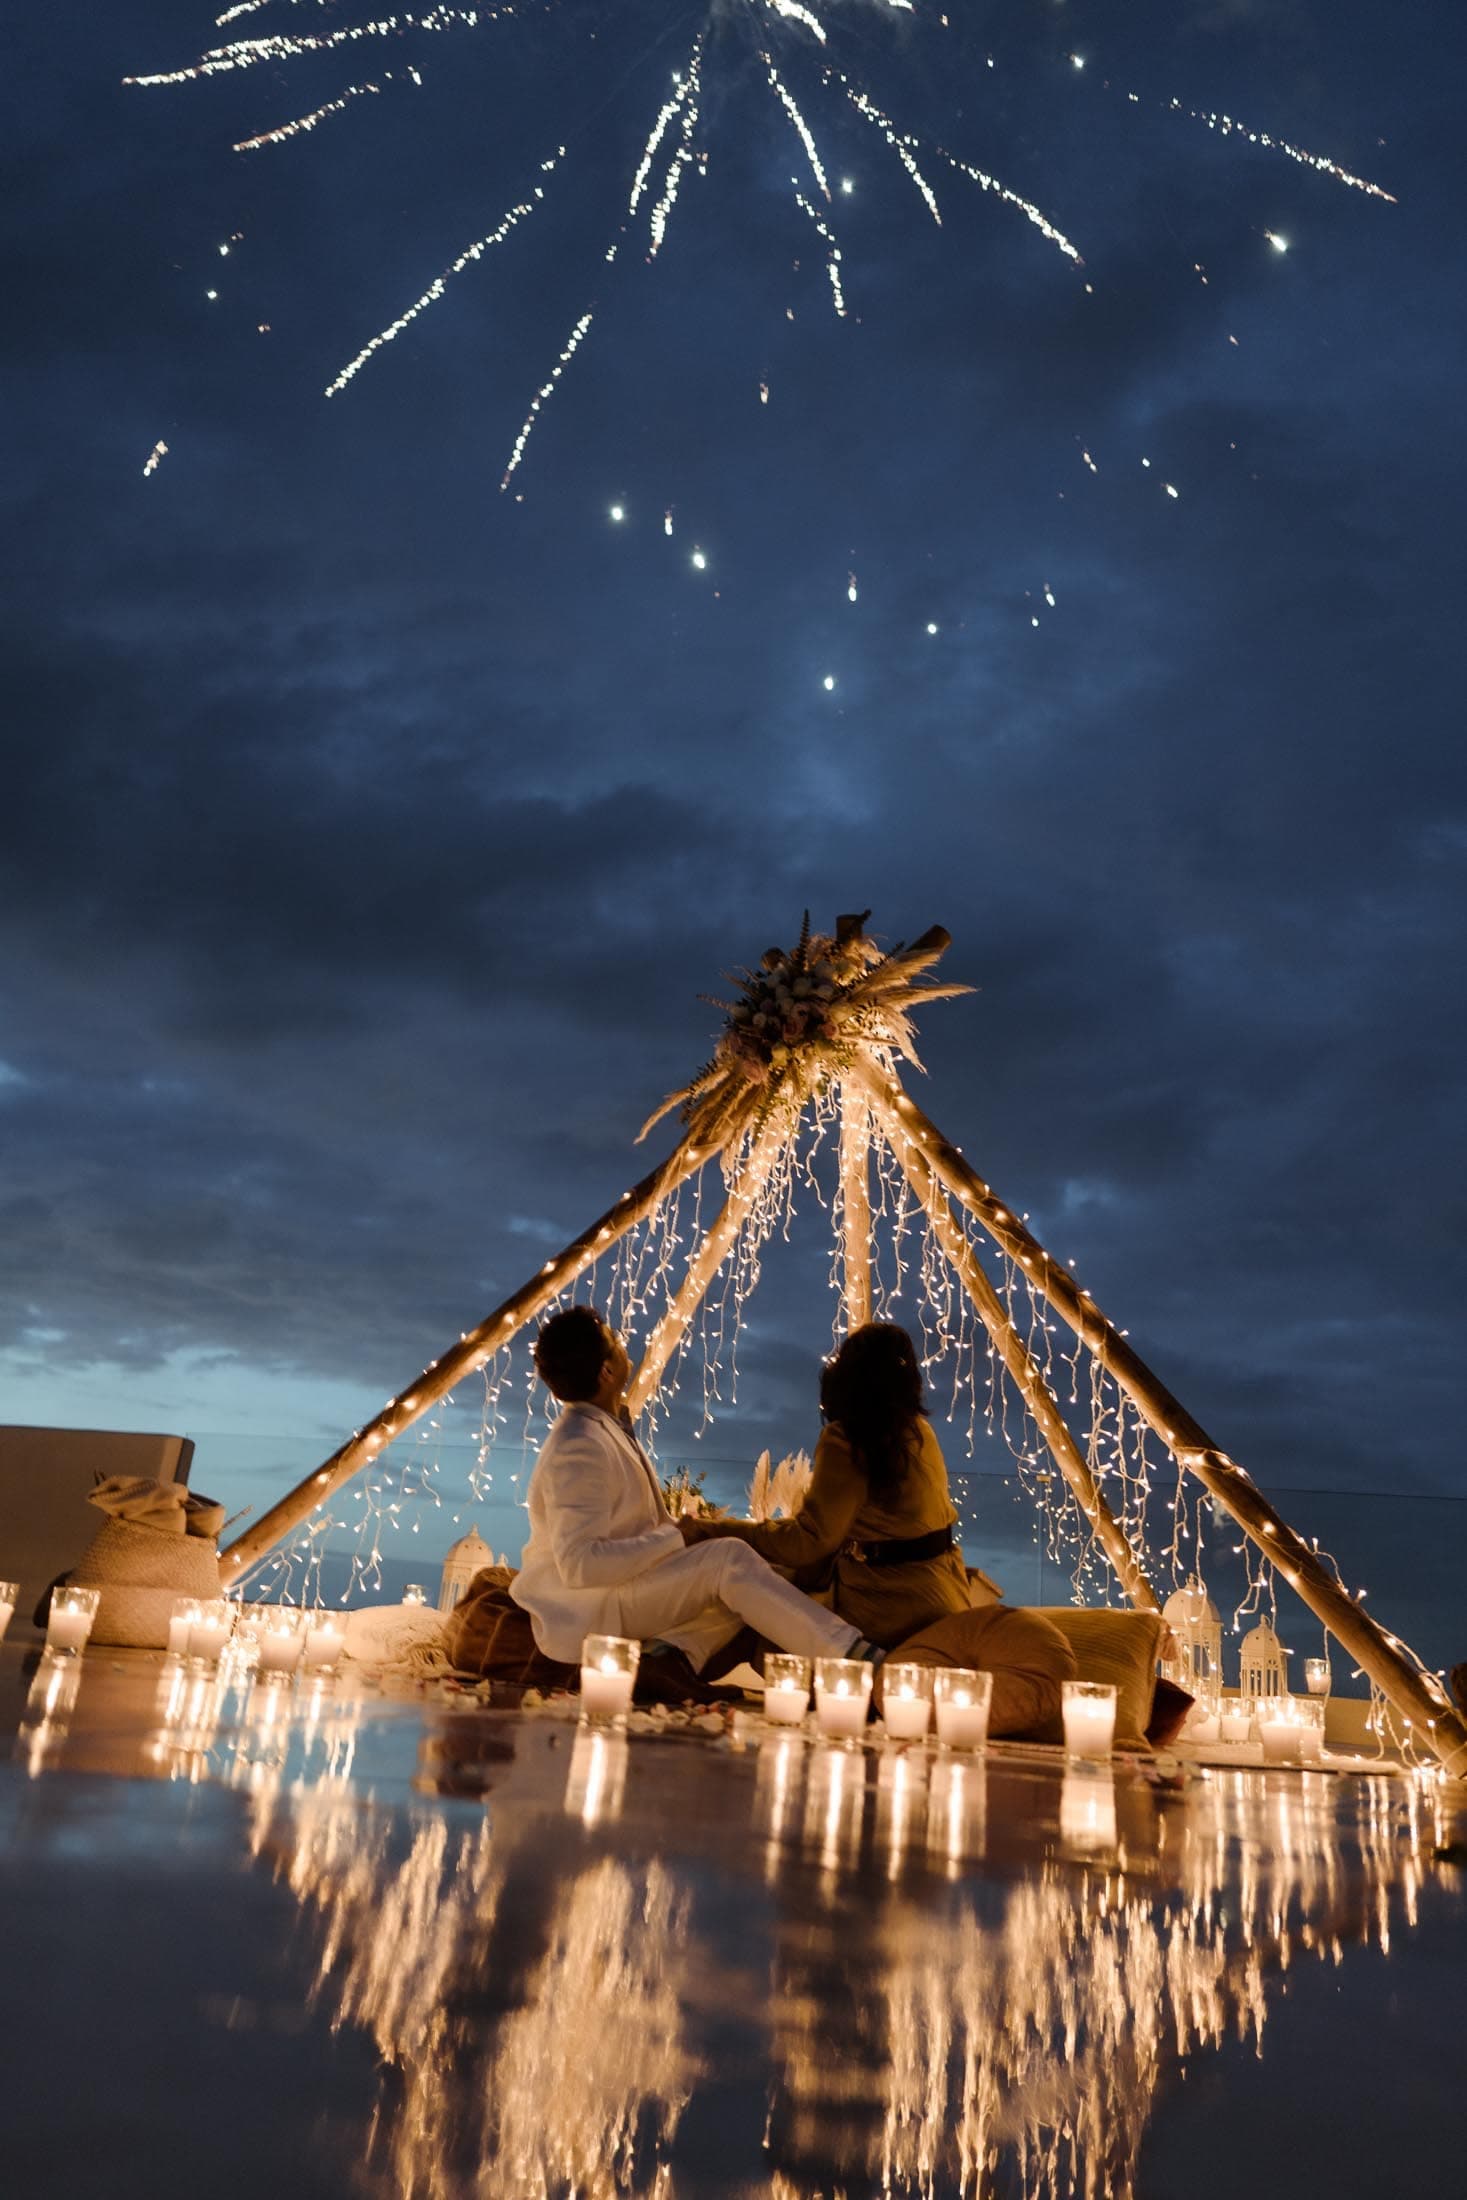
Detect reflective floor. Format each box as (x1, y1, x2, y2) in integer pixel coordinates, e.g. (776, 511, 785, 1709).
(2, 1643, 1463, 2199)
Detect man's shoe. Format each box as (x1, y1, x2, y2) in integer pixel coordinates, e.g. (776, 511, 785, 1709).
(634, 1643, 740, 1708)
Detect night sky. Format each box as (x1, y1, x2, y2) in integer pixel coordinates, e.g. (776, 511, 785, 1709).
(4, 1, 1464, 1560)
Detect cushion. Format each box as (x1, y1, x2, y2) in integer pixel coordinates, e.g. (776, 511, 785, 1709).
(1028, 1606, 1168, 1751)
(893, 1603, 1077, 1740)
(1146, 1674, 1196, 1748)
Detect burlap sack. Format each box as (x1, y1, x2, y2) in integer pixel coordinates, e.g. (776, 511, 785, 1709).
(440, 1566, 575, 1691)
(70, 1516, 222, 1649)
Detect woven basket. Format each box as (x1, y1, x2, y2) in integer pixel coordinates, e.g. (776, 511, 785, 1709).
(70, 1517, 222, 1649)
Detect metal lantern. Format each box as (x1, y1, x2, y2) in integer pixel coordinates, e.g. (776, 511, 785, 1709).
(1161, 1578, 1223, 1690)
(1239, 1616, 1290, 1701)
(438, 1524, 495, 1613)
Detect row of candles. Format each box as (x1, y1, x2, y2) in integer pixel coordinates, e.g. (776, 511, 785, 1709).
(580, 1635, 1122, 1759)
(0, 1582, 351, 1676)
(1189, 1691, 1329, 1763)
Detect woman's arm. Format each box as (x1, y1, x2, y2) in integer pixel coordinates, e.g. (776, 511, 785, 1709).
(686, 1426, 866, 1568)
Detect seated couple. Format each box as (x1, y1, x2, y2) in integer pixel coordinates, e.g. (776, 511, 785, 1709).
(511, 1305, 1071, 1732)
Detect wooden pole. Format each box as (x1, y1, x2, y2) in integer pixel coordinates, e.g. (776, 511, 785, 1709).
(219, 1121, 726, 1587)
(860, 1077, 1158, 1613)
(837, 1084, 874, 1332)
(859, 1060, 1467, 1774)
(626, 1125, 782, 1418)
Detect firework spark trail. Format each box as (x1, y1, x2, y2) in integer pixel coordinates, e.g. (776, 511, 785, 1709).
(765, 0, 827, 43)
(629, 63, 695, 219)
(235, 78, 385, 152)
(796, 189, 846, 316)
(326, 148, 565, 396)
(764, 53, 831, 201)
(647, 41, 705, 256)
(1160, 96, 1396, 203)
(841, 78, 941, 224)
(142, 439, 169, 476)
(126, 8, 501, 88)
(931, 141, 1084, 265)
(501, 284, 610, 490)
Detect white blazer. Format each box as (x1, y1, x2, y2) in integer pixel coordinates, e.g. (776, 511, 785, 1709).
(511, 1402, 684, 1662)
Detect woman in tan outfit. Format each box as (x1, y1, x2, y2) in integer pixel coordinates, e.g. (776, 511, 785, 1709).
(688, 1322, 972, 1649)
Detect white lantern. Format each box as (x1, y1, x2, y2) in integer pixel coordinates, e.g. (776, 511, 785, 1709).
(1239, 1616, 1290, 1701)
(438, 1524, 496, 1613)
(1161, 1578, 1223, 1689)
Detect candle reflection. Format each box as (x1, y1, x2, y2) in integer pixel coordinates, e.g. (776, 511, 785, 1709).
(1059, 1767, 1118, 1859)
(565, 1728, 629, 1827)
(238, 1727, 1454, 2200)
(17, 1652, 82, 1777)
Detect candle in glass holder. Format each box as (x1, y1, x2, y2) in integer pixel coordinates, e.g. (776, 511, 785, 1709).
(257, 1611, 304, 1675)
(302, 1612, 347, 1672)
(933, 1667, 992, 1750)
(880, 1663, 934, 1741)
(167, 1597, 201, 1658)
(1257, 1698, 1305, 1764)
(1061, 1680, 1117, 1760)
(1219, 1703, 1253, 1744)
(1304, 1657, 1331, 1697)
(1185, 1688, 1221, 1745)
(580, 1633, 640, 1727)
(814, 1657, 872, 1740)
(1294, 1697, 1326, 1763)
(46, 1586, 101, 1656)
(762, 1653, 811, 1728)
(0, 1579, 18, 1643)
(187, 1599, 233, 1664)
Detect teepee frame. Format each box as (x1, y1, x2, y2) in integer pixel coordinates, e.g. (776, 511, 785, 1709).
(220, 921, 1466, 1776)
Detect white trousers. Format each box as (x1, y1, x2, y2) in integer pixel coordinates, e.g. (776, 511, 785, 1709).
(610, 1540, 859, 1672)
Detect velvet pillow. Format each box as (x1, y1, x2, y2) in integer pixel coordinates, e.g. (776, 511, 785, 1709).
(1028, 1606, 1167, 1750)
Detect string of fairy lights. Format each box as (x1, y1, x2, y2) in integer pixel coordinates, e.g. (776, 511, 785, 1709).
(243, 1075, 1439, 1763)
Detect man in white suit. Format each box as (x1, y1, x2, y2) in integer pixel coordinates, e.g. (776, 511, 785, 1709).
(511, 1305, 881, 1677)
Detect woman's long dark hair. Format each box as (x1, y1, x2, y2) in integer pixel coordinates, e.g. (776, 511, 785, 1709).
(819, 1322, 926, 1498)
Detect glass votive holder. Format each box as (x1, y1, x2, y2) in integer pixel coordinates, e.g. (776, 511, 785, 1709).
(402, 1584, 428, 1607)
(187, 1598, 234, 1665)
(1293, 1695, 1326, 1763)
(880, 1662, 935, 1742)
(1219, 1702, 1253, 1744)
(0, 1579, 20, 1642)
(46, 1585, 101, 1657)
(167, 1596, 202, 1658)
(256, 1608, 305, 1676)
(1257, 1695, 1306, 1764)
(762, 1652, 812, 1727)
(933, 1667, 992, 1750)
(580, 1633, 640, 1728)
(1184, 1685, 1222, 1745)
(813, 1656, 873, 1741)
(1061, 1679, 1117, 1760)
(301, 1609, 348, 1673)
(1304, 1657, 1331, 1697)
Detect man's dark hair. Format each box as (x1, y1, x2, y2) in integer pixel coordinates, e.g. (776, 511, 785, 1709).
(534, 1304, 613, 1403)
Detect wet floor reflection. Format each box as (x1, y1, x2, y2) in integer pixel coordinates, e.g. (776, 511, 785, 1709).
(221, 1708, 1456, 2200)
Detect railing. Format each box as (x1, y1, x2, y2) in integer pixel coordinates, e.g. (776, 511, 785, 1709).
(192, 1431, 1466, 1688)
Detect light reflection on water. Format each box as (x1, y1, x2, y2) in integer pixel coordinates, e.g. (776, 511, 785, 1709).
(183, 1676, 1455, 2200)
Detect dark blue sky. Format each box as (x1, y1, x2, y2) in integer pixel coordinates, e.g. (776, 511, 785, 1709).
(3, 0, 1464, 1546)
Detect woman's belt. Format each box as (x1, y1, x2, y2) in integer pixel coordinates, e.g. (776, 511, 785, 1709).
(843, 1525, 957, 1568)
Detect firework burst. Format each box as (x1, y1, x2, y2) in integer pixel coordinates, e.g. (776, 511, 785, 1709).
(126, 2, 1393, 490)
